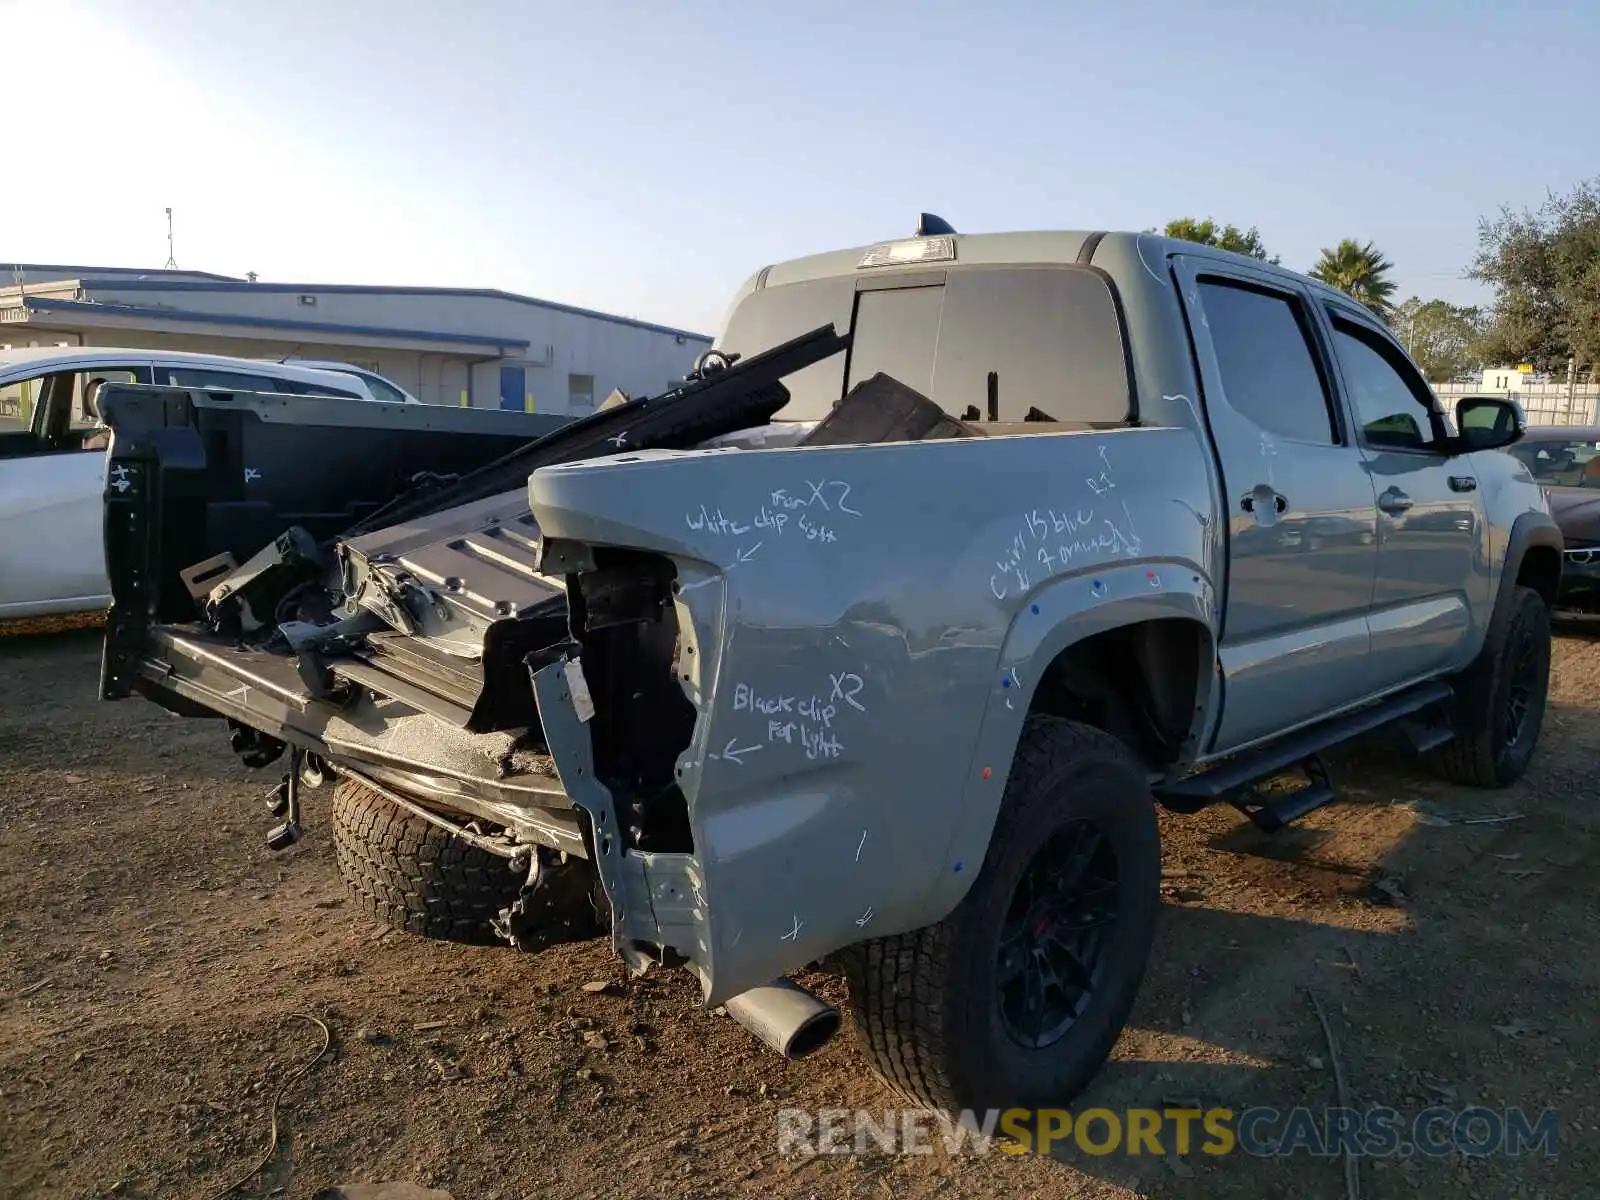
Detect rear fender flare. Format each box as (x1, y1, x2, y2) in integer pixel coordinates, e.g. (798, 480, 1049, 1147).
(920, 562, 1216, 919)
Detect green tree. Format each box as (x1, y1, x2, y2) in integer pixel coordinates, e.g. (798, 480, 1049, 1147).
(1309, 239, 1398, 319)
(1391, 296, 1487, 382)
(1470, 178, 1600, 375)
(1161, 217, 1278, 263)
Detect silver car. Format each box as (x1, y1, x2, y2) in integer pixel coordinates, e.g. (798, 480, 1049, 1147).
(0, 347, 400, 620)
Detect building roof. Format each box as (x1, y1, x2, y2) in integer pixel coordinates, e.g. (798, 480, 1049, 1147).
(6, 262, 244, 284)
(85, 278, 711, 342)
(10, 295, 530, 354)
(5, 261, 713, 341)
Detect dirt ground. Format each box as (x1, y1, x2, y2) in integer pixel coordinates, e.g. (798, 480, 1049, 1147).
(1, 626, 1596, 1200)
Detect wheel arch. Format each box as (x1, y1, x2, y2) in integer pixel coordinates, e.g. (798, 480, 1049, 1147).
(921, 562, 1216, 920)
(1498, 511, 1563, 627)
(1442, 510, 1561, 741)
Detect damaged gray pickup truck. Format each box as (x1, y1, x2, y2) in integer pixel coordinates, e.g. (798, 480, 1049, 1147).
(98, 225, 1561, 1114)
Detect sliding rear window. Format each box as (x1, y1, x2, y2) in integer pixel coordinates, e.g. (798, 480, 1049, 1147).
(718, 266, 1132, 424)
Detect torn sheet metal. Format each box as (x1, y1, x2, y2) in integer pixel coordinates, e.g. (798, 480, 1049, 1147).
(527, 427, 1216, 1004)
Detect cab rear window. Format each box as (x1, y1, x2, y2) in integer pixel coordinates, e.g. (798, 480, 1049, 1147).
(718, 265, 1132, 425)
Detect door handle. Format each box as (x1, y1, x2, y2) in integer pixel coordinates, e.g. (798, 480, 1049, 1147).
(1449, 475, 1478, 493)
(1378, 488, 1413, 515)
(1240, 491, 1288, 515)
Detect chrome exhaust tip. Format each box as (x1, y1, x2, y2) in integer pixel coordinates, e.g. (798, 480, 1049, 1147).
(724, 977, 841, 1060)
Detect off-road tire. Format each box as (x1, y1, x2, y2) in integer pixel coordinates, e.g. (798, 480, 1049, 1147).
(1428, 585, 1551, 788)
(330, 779, 524, 944)
(840, 716, 1162, 1113)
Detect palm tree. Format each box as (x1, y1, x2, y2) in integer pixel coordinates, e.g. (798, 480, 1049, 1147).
(1309, 239, 1398, 319)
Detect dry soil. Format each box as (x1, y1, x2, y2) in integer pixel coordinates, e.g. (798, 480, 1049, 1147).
(1, 626, 1596, 1199)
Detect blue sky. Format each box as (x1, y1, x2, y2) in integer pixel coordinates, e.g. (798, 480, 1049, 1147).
(7, 0, 1597, 334)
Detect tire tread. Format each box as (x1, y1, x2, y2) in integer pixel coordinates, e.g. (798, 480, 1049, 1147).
(330, 779, 523, 944)
(1429, 585, 1550, 787)
(840, 717, 1157, 1111)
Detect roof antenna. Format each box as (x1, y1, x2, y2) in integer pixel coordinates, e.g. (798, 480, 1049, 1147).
(916, 212, 956, 236)
(163, 207, 177, 269)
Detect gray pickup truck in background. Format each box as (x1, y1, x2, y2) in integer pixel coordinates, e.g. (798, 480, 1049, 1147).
(97, 223, 1559, 1116)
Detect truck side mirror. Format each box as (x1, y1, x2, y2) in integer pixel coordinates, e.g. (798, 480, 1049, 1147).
(1453, 396, 1526, 452)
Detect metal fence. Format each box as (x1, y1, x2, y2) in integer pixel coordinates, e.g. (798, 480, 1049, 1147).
(1432, 381, 1599, 428)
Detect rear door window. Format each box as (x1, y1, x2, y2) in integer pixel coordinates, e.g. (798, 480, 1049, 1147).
(354, 373, 408, 404)
(1196, 280, 1339, 445)
(269, 376, 365, 399)
(158, 367, 282, 392)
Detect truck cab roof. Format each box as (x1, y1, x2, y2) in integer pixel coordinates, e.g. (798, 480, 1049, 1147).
(715, 228, 1384, 428)
(735, 229, 1351, 305)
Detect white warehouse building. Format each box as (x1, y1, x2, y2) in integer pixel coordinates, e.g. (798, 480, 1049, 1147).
(1, 263, 712, 412)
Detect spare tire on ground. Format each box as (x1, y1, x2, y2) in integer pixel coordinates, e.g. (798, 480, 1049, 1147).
(330, 778, 526, 945)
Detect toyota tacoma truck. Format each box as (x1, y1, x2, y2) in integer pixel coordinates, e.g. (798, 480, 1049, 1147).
(96, 224, 1560, 1115)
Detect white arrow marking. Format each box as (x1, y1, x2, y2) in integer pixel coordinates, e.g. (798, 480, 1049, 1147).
(734, 541, 762, 564)
(718, 739, 764, 766)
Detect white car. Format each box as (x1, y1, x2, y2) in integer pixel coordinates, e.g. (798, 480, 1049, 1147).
(0, 347, 397, 620)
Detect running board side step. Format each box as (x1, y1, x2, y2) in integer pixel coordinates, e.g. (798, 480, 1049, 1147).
(1227, 757, 1335, 834)
(1157, 679, 1455, 825)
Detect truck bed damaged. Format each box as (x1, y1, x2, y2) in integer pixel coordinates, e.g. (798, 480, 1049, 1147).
(96, 328, 892, 1044)
(99, 325, 1212, 1059)
(120, 623, 585, 855)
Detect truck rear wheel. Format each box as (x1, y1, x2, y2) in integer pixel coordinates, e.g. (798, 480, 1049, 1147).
(1429, 585, 1551, 788)
(330, 779, 525, 945)
(841, 716, 1161, 1113)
